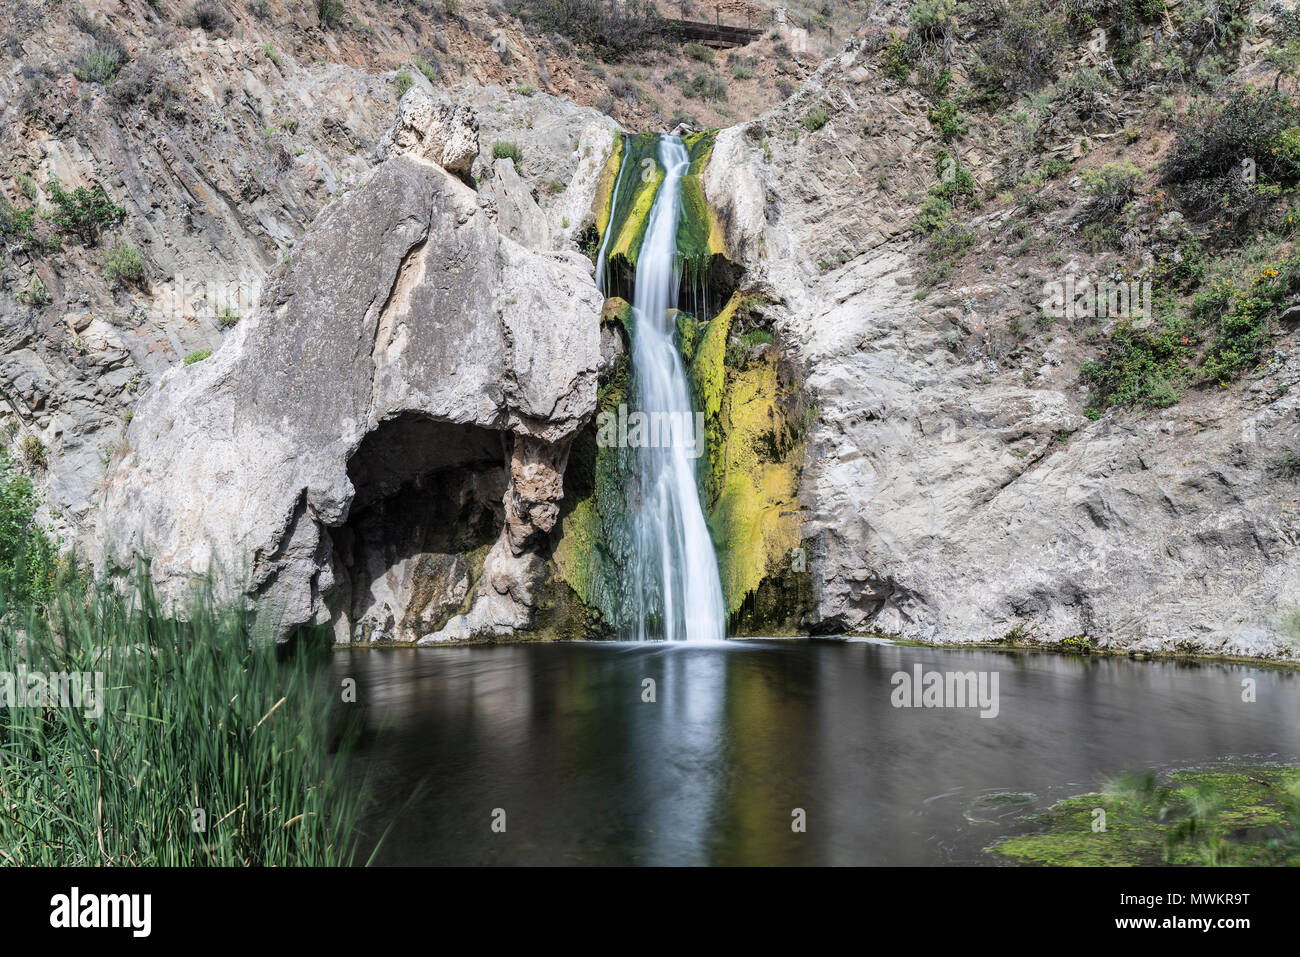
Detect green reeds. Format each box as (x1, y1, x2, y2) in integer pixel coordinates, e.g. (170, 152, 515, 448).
(0, 571, 369, 866)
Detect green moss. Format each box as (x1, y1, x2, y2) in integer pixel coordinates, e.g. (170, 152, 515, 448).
(992, 766, 1300, 866)
(602, 132, 663, 279)
(592, 134, 626, 243)
(684, 291, 809, 626)
(593, 130, 726, 296)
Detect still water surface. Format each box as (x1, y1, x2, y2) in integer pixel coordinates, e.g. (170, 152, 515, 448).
(335, 639, 1300, 865)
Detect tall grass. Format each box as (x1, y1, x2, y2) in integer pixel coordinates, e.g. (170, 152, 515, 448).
(0, 572, 370, 866)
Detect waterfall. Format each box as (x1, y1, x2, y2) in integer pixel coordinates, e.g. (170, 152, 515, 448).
(601, 134, 726, 642)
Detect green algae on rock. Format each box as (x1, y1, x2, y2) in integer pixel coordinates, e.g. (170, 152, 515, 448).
(684, 291, 812, 631)
(990, 766, 1300, 866)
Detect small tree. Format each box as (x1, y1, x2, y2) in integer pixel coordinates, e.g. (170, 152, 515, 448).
(45, 180, 124, 246)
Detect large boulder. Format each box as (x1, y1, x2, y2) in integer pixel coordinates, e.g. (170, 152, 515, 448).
(95, 151, 603, 641)
(376, 89, 480, 174)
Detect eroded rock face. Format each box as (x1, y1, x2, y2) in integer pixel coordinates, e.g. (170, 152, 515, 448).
(376, 89, 480, 174)
(702, 37, 1300, 660)
(95, 151, 602, 641)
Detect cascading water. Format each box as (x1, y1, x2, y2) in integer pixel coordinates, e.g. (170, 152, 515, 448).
(601, 135, 726, 642)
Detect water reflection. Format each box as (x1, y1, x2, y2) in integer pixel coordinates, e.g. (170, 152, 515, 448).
(336, 640, 1300, 865)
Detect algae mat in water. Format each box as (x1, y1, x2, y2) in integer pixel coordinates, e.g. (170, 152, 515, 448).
(990, 766, 1300, 866)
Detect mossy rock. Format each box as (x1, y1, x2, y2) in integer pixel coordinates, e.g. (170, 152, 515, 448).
(990, 767, 1300, 866)
(684, 291, 810, 627)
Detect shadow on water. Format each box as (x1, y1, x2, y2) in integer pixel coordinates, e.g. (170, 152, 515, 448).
(334, 640, 1300, 865)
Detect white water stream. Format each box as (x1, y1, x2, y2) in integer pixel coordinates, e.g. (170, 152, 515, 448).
(606, 135, 726, 641)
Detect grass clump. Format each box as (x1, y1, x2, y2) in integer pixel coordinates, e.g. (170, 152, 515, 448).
(72, 45, 124, 87)
(394, 70, 413, 99)
(103, 238, 144, 287)
(802, 107, 829, 133)
(492, 141, 524, 171)
(183, 348, 213, 366)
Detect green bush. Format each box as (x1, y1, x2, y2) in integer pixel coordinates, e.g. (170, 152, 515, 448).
(395, 70, 413, 98)
(103, 238, 144, 287)
(184, 348, 213, 366)
(0, 197, 38, 250)
(318, 0, 345, 28)
(1161, 88, 1300, 231)
(803, 107, 829, 132)
(0, 449, 58, 607)
(684, 42, 714, 64)
(1080, 314, 1194, 413)
(1079, 160, 1143, 224)
(72, 45, 124, 86)
(927, 100, 966, 141)
(44, 180, 124, 247)
(881, 35, 911, 82)
(492, 140, 524, 171)
(682, 72, 727, 102)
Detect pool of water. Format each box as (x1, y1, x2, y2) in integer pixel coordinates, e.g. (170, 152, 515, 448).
(334, 639, 1300, 865)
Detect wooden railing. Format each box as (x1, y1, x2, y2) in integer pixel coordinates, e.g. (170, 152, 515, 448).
(668, 17, 765, 48)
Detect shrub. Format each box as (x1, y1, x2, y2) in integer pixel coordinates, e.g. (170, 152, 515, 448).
(0, 198, 38, 250)
(927, 100, 966, 141)
(1080, 314, 1194, 412)
(18, 434, 47, 470)
(685, 42, 714, 64)
(881, 34, 911, 82)
(44, 180, 124, 247)
(184, 1, 233, 33)
(0, 450, 57, 606)
(262, 42, 283, 67)
(183, 348, 212, 365)
(803, 107, 829, 132)
(318, 0, 345, 28)
(1079, 160, 1143, 223)
(518, 82, 536, 96)
(492, 140, 524, 170)
(505, 0, 667, 60)
(968, 0, 1068, 106)
(72, 45, 124, 86)
(730, 63, 754, 80)
(103, 238, 145, 287)
(680, 71, 727, 102)
(1160, 88, 1300, 232)
(395, 70, 413, 98)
